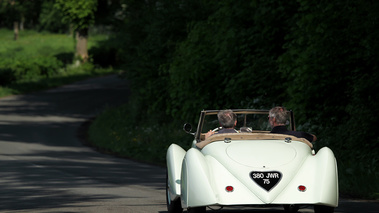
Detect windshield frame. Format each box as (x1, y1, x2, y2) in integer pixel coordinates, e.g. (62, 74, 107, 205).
(194, 109, 295, 142)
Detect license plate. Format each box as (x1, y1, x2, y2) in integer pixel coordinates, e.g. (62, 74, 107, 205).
(250, 171, 282, 191)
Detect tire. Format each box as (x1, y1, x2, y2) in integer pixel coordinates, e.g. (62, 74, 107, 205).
(187, 206, 206, 213)
(314, 205, 334, 213)
(283, 204, 299, 213)
(166, 172, 183, 213)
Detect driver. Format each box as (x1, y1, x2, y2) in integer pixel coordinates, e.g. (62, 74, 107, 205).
(268, 106, 317, 142)
(205, 109, 238, 139)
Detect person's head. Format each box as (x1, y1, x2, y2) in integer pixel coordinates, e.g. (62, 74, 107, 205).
(268, 106, 288, 127)
(217, 109, 237, 128)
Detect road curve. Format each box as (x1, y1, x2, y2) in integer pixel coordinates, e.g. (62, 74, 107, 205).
(0, 75, 167, 212)
(0, 75, 377, 213)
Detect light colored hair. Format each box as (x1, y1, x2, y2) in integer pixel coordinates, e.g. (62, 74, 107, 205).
(217, 109, 237, 128)
(269, 106, 288, 125)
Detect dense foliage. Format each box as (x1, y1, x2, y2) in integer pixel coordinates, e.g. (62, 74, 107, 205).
(89, 105, 193, 165)
(89, 0, 378, 199)
(166, 1, 296, 120)
(54, 0, 97, 32)
(0, 0, 43, 29)
(0, 0, 377, 199)
(0, 29, 113, 96)
(278, 0, 379, 198)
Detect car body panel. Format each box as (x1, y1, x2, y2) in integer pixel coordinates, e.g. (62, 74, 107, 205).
(166, 144, 186, 201)
(166, 109, 338, 212)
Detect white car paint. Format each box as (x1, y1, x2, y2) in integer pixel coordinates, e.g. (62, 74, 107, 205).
(166, 110, 338, 213)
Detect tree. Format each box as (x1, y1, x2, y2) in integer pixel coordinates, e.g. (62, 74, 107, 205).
(55, 0, 98, 62)
(0, 0, 21, 40)
(38, 0, 67, 33)
(166, 0, 295, 121)
(0, 0, 43, 39)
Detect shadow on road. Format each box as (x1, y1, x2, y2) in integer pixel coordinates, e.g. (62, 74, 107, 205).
(0, 75, 166, 211)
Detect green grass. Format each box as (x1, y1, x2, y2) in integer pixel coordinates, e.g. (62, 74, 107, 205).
(0, 29, 106, 58)
(0, 29, 115, 97)
(0, 65, 114, 97)
(0, 29, 73, 58)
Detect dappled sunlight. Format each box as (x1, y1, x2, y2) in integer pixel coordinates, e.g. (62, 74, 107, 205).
(0, 152, 165, 211)
(0, 75, 167, 211)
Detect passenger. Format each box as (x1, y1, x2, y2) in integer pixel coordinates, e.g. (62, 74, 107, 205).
(269, 106, 317, 142)
(205, 109, 238, 139)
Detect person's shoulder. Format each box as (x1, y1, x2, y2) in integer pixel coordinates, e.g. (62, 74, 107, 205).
(297, 131, 314, 142)
(270, 126, 287, 133)
(270, 126, 314, 142)
(218, 128, 238, 134)
(285, 130, 313, 142)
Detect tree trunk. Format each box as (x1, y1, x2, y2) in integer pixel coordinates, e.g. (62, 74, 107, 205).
(75, 28, 89, 63)
(20, 15, 25, 31)
(13, 21, 19, 41)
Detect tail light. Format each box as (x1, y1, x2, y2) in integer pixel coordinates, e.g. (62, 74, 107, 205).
(298, 185, 306, 192)
(225, 186, 234, 192)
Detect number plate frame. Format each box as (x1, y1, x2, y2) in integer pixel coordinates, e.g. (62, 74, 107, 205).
(250, 171, 282, 191)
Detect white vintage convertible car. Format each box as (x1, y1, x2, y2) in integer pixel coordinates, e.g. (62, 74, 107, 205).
(166, 109, 338, 213)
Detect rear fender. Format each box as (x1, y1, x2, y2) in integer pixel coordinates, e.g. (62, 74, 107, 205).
(166, 144, 186, 201)
(273, 146, 338, 207)
(314, 147, 339, 207)
(181, 148, 217, 208)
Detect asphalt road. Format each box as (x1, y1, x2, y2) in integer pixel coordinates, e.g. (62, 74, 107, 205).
(0, 75, 377, 213)
(0, 75, 166, 212)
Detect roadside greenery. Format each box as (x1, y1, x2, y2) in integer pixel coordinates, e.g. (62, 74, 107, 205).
(1, 0, 377, 200)
(0, 29, 114, 97)
(88, 0, 378, 199)
(88, 104, 192, 166)
(54, 0, 98, 62)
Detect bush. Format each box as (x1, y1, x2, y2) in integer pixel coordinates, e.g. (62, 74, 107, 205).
(90, 45, 117, 67)
(0, 66, 14, 85)
(278, 0, 379, 199)
(102, 0, 379, 199)
(54, 52, 74, 65)
(0, 56, 63, 85)
(88, 104, 192, 165)
(166, 0, 296, 122)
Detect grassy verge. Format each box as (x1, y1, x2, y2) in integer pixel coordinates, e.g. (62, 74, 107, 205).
(0, 29, 114, 98)
(88, 104, 192, 167)
(0, 29, 105, 58)
(0, 64, 114, 97)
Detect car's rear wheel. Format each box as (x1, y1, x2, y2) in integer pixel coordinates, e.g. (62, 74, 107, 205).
(187, 206, 206, 213)
(166, 172, 183, 213)
(283, 204, 299, 213)
(314, 205, 334, 213)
